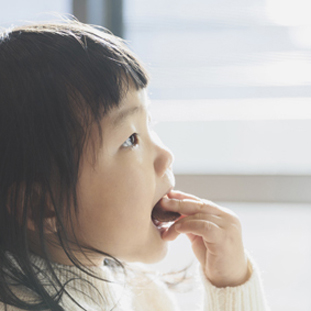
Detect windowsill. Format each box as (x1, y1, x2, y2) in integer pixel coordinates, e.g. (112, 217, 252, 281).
(175, 174, 311, 203)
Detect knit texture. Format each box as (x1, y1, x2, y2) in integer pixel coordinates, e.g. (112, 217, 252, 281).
(0, 253, 269, 311)
(200, 254, 270, 311)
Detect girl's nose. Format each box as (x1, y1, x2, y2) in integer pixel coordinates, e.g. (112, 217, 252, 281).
(152, 133, 174, 177)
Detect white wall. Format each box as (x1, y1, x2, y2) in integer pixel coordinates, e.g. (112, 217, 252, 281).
(151, 99, 311, 175)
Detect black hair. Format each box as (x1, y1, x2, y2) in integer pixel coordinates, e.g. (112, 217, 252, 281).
(0, 20, 149, 310)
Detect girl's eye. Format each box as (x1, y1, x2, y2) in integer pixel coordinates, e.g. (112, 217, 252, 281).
(122, 133, 139, 148)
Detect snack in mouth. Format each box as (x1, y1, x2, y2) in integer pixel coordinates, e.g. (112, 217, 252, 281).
(151, 198, 181, 223)
(152, 208, 181, 223)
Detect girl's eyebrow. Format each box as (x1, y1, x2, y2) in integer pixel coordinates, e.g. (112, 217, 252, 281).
(111, 106, 143, 128)
(111, 98, 151, 128)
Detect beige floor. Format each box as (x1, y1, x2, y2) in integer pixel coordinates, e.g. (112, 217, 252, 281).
(152, 202, 311, 311)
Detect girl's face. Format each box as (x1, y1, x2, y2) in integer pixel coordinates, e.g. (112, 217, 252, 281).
(74, 88, 175, 265)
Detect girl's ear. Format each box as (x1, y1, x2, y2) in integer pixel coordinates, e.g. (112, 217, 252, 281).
(27, 213, 57, 234)
(7, 182, 57, 234)
(27, 183, 57, 234)
(41, 214, 57, 234)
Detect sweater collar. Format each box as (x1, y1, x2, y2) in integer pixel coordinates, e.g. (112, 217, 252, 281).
(27, 252, 130, 310)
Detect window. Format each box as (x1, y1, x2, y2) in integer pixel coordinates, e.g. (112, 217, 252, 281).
(124, 0, 311, 100)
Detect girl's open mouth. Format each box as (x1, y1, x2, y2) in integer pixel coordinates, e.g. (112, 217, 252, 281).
(151, 197, 181, 231)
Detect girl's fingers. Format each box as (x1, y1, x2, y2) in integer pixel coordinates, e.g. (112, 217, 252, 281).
(185, 232, 197, 243)
(165, 190, 238, 220)
(161, 196, 222, 217)
(167, 190, 201, 201)
(161, 212, 222, 242)
(175, 212, 224, 228)
(175, 219, 221, 243)
(163, 219, 221, 242)
(161, 198, 203, 215)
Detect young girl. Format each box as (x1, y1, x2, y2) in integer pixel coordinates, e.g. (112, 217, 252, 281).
(0, 21, 269, 311)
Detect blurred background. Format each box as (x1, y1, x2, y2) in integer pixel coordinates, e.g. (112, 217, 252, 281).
(1, 0, 311, 310)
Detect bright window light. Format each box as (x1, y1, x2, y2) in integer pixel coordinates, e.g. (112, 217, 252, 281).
(266, 0, 311, 26)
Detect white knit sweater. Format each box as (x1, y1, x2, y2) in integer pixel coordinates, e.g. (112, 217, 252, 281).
(1, 253, 269, 311)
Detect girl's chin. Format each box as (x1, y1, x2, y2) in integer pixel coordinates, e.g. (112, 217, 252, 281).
(147, 242, 169, 264)
(134, 241, 169, 265)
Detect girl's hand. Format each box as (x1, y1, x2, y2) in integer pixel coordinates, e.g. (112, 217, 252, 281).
(162, 190, 250, 288)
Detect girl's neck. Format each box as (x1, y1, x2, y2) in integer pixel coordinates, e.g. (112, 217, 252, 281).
(28, 230, 105, 267)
